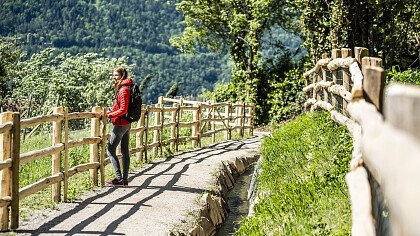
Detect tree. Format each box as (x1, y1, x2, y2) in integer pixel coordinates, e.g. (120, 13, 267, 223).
(171, 0, 295, 105)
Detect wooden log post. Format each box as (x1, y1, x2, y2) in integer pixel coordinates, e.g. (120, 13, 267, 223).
(159, 104, 164, 156)
(192, 104, 199, 147)
(0, 112, 12, 230)
(363, 66, 385, 112)
(153, 104, 160, 156)
(238, 103, 244, 138)
(175, 104, 180, 152)
(170, 104, 177, 150)
(322, 53, 329, 102)
(52, 107, 63, 202)
(136, 104, 146, 161)
(341, 48, 352, 112)
(144, 107, 149, 162)
(99, 108, 106, 186)
(224, 103, 231, 140)
(249, 104, 255, 136)
(384, 84, 420, 142)
(331, 49, 341, 108)
(10, 113, 20, 230)
(63, 108, 69, 200)
(354, 47, 369, 66)
(90, 106, 101, 186)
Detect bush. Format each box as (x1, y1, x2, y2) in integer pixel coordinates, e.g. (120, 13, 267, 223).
(386, 67, 420, 85)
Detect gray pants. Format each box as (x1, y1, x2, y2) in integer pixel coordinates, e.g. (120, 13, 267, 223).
(107, 125, 131, 180)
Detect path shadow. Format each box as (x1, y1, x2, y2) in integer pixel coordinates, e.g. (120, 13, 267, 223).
(17, 136, 261, 235)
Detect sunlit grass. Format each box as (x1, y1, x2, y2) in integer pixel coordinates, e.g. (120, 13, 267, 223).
(236, 111, 352, 235)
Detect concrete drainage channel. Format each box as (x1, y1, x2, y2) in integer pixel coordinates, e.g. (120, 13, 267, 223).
(170, 154, 261, 236)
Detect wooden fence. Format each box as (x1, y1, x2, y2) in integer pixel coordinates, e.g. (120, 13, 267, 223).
(0, 96, 254, 230)
(303, 46, 420, 235)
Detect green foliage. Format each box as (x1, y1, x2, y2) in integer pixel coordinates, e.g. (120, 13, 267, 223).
(0, 0, 232, 103)
(9, 48, 127, 117)
(172, 0, 296, 106)
(267, 68, 306, 122)
(386, 67, 420, 85)
(294, 0, 420, 68)
(236, 112, 352, 235)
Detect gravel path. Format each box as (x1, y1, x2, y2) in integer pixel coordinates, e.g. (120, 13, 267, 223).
(15, 133, 264, 236)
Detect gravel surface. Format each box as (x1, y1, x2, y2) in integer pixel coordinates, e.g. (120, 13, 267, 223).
(13, 133, 264, 236)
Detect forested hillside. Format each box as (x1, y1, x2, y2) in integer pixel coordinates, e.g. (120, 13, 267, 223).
(0, 0, 231, 102)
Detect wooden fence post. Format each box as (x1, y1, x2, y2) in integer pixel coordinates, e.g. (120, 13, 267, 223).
(322, 53, 329, 102)
(99, 108, 106, 186)
(144, 106, 149, 162)
(153, 104, 160, 156)
(384, 84, 420, 141)
(63, 107, 69, 200)
(342, 48, 352, 112)
(332, 49, 342, 108)
(0, 112, 12, 230)
(10, 112, 20, 230)
(90, 107, 101, 186)
(176, 104, 180, 152)
(170, 104, 177, 150)
(249, 104, 255, 136)
(159, 104, 164, 156)
(354, 47, 369, 65)
(212, 103, 216, 143)
(52, 107, 63, 202)
(192, 104, 199, 147)
(363, 66, 385, 112)
(225, 103, 231, 140)
(136, 104, 146, 162)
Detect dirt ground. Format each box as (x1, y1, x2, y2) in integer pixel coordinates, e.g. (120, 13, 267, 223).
(12, 133, 264, 236)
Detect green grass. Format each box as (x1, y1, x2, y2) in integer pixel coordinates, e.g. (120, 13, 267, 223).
(236, 111, 352, 235)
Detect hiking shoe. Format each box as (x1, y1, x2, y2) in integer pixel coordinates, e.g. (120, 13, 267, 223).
(105, 178, 124, 186)
(123, 179, 128, 186)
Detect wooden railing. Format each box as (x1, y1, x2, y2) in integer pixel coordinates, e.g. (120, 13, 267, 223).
(303, 47, 420, 235)
(0, 96, 254, 230)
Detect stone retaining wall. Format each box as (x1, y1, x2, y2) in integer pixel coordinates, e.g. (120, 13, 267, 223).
(170, 154, 260, 236)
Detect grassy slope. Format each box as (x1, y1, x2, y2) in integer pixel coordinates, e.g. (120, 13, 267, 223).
(237, 111, 352, 235)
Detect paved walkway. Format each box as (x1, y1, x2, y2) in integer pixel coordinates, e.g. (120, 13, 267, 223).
(17, 134, 264, 236)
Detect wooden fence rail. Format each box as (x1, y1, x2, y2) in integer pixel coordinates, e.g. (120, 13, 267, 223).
(0, 96, 254, 231)
(303, 46, 420, 235)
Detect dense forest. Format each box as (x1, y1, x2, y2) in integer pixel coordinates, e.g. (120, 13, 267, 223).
(0, 0, 233, 104)
(1, 0, 418, 124)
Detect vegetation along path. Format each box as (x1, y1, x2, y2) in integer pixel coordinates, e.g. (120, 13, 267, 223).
(16, 133, 265, 235)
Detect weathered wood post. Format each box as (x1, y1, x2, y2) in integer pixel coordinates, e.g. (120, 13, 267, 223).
(332, 49, 342, 108)
(99, 107, 106, 186)
(136, 104, 146, 161)
(10, 112, 20, 230)
(153, 104, 160, 156)
(322, 53, 329, 102)
(354, 47, 369, 65)
(341, 48, 352, 112)
(192, 104, 199, 147)
(385, 84, 420, 141)
(90, 106, 101, 186)
(63, 107, 69, 200)
(224, 103, 231, 140)
(52, 107, 63, 202)
(170, 104, 177, 150)
(144, 106, 149, 162)
(211, 103, 216, 143)
(159, 103, 164, 156)
(363, 66, 385, 112)
(175, 104, 180, 152)
(384, 84, 420, 235)
(0, 112, 12, 230)
(249, 104, 255, 136)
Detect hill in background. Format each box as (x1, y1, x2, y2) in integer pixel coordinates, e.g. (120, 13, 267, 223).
(0, 0, 232, 103)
